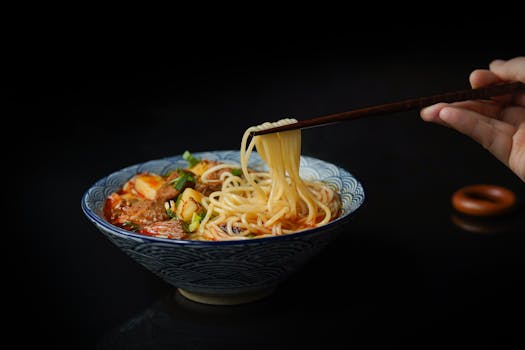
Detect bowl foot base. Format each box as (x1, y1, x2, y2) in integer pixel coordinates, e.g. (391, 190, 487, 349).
(177, 287, 276, 305)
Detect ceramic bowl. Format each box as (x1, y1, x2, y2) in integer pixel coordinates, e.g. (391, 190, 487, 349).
(81, 150, 365, 305)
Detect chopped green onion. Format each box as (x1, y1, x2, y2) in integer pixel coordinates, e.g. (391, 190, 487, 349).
(122, 221, 140, 231)
(171, 172, 195, 191)
(175, 193, 183, 207)
(188, 212, 204, 232)
(183, 150, 200, 168)
(164, 200, 177, 218)
(231, 168, 242, 176)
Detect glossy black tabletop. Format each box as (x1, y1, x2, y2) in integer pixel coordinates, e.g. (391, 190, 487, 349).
(10, 34, 524, 348)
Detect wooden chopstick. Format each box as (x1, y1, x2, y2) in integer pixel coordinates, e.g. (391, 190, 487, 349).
(251, 81, 525, 136)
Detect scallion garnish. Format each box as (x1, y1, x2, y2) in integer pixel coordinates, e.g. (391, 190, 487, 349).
(175, 193, 183, 207)
(231, 168, 242, 176)
(188, 212, 204, 232)
(183, 150, 200, 168)
(122, 221, 140, 232)
(164, 200, 177, 218)
(171, 172, 195, 191)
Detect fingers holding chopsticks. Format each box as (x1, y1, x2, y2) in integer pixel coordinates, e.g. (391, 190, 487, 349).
(420, 56, 525, 181)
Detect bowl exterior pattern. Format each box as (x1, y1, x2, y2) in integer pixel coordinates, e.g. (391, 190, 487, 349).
(94, 221, 339, 295)
(82, 151, 364, 295)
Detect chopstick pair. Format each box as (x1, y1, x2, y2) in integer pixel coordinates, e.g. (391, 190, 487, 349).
(251, 81, 525, 136)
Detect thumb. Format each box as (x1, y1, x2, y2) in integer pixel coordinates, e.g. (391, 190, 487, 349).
(489, 57, 525, 83)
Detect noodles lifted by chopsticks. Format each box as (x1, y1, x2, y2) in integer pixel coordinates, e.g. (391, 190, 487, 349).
(192, 118, 341, 240)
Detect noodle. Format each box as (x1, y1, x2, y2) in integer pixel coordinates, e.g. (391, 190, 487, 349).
(190, 118, 341, 240)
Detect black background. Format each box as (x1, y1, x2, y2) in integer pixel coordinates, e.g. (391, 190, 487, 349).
(9, 18, 525, 349)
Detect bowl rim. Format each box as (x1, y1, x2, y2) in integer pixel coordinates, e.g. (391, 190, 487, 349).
(81, 150, 365, 246)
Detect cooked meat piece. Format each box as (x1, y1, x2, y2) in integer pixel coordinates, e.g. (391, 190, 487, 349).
(193, 161, 234, 196)
(156, 183, 180, 202)
(140, 219, 187, 239)
(105, 193, 168, 228)
(166, 169, 196, 184)
(165, 170, 180, 182)
(195, 181, 223, 196)
(163, 169, 196, 192)
(156, 169, 198, 202)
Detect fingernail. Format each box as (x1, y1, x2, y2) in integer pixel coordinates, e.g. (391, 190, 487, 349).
(420, 105, 435, 120)
(426, 103, 444, 113)
(490, 59, 506, 68)
(438, 107, 454, 123)
(421, 103, 446, 121)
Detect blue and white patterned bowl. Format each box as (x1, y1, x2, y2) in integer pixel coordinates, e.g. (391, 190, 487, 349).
(81, 150, 365, 305)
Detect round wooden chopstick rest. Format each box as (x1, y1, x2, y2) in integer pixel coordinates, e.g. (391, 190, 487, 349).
(451, 184, 517, 217)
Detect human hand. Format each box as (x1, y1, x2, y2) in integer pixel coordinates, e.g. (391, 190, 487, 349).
(420, 57, 525, 181)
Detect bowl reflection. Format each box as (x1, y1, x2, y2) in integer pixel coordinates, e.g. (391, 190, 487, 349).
(98, 291, 285, 349)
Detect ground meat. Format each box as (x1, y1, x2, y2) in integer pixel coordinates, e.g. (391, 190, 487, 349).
(105, 193, 168, 228)
(218, 223, 243, 234)
(140, 219, 187, 239)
